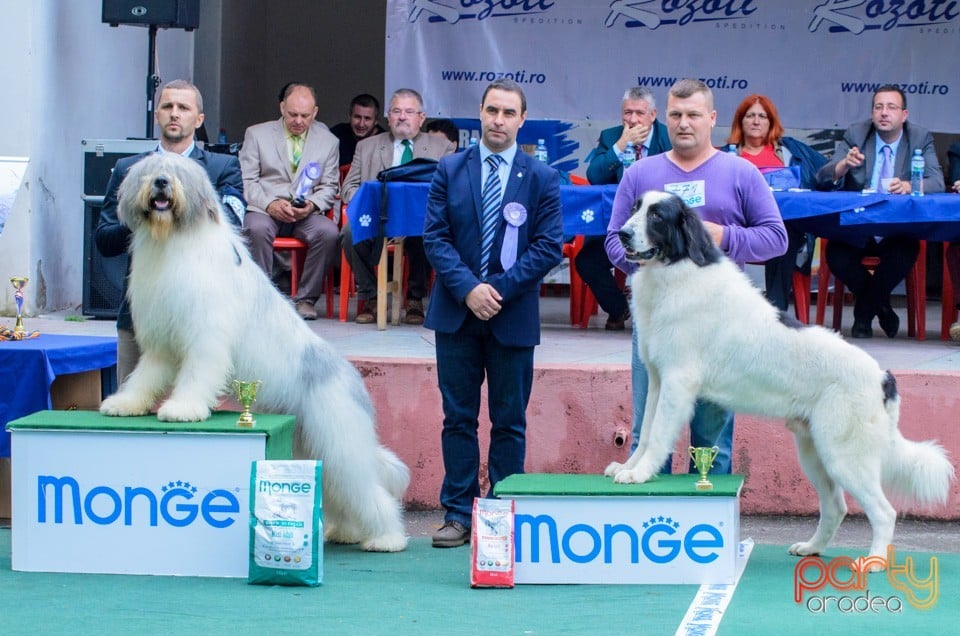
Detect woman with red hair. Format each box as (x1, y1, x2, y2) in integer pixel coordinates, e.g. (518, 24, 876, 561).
(727, 94, 826, 313)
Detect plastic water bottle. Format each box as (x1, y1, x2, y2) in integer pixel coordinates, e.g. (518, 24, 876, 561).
(534, 139, 548, 163)
(727, 144, 738, 155)
(217, 128, 228, 144)
(622, 142, 636, 169)
(910, 148, 924, 196)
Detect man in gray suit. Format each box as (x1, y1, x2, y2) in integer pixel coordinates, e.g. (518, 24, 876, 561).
(341, 88, 455, 325)
(815, 84, 944, 339)
(240, 83, 340, 320)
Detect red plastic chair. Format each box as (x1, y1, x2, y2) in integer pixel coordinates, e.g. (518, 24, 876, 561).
(941, 242, 957, 340)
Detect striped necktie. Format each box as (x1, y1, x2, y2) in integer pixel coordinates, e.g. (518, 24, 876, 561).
(480, 154, 503, 279)
(400, 139, 413, 165)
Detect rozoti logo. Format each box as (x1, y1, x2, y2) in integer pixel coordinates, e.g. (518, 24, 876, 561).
(516, 513, 725, 565)
(408, 0, 556, 24)
(36, 475, 240, 529)
(604, 0, 757, 30)
(794, 545, 940, 613)
(808, 0, 959, 33)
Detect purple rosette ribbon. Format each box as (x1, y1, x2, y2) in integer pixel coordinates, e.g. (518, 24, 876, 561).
(500, 202, 527, 271)
(293, 162, 322, 201)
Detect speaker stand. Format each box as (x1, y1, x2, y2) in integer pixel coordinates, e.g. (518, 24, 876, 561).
(145, 24, 160, 138)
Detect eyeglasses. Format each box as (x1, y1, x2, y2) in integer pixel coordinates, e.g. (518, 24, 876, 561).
(872, 103, 903, 112)
(743, 112, 768, 120)
(389, 108, 422, 117)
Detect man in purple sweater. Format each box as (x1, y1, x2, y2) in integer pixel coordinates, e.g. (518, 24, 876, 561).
(605, 78, 787, 475)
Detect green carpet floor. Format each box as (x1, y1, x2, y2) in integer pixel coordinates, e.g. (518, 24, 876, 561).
(1, 529, 956, 635)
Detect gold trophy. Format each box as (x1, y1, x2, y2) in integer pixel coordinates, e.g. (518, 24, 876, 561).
(689, 446, 720, 491)
(10, 277, 28, 340)
(233, 380, 263, 428)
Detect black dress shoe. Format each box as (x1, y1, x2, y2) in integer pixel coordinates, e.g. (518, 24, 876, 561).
(850, 321, 873, 339)
(877, 305, 900, 339)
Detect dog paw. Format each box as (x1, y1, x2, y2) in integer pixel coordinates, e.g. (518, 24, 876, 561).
(100, 394, 151, 417)
(604, 461, 625, 477)
(788, 541, 823, 557)
(157, 400, 210, 422)
(325, 525, 362, 545)
(613, 467, 653, 484)
(361, 533, 409, 552)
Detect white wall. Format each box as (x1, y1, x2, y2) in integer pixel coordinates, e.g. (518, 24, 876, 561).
(0, 0, 193, 314)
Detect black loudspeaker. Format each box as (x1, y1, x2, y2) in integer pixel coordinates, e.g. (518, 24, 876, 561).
(102, 0, 199, 30)
(83, 201, 128, 319)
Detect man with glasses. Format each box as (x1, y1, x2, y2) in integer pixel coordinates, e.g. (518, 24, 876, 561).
(341, 88, 455, 325)
(815, 84, 944, 338)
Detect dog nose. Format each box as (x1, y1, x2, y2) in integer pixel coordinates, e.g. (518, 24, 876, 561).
(618, 227, 634, 244)
(153, 176, 168, 189)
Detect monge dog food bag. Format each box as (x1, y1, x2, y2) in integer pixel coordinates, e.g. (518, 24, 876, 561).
(248, 460, 323, 586)
(470, 497, 515, 588)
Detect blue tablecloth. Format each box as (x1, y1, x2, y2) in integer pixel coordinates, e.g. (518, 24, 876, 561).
(347, 181, 618, 241)
(346, 181, 960, 243)
(0, 334, 117, 456)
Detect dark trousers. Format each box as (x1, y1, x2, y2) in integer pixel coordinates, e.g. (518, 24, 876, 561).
(574, 236, 628, 318)
(763, 224, 807, 312)
(435, 320, 534, 528)
(340, 222, 429, 301)
(825, 236, 920, 323)
(946, 243, 960, 307)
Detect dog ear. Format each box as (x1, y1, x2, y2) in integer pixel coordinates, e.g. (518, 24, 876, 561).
(206, 201, 222, 224)
(679, 204, 719, 267)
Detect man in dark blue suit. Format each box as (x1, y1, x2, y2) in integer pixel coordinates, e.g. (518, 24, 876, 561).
(423, 79, 563, 547)
(96, 80, 245, 383)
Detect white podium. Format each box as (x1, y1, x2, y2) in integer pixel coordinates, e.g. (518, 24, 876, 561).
(7, 410, 295, 578)
(494, 473, 744, 585)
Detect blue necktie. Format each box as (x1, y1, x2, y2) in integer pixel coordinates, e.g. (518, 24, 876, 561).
(480, 154, 503, 279)
(879, 145, 893, 183)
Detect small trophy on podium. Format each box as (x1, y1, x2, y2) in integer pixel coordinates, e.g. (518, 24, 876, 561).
(10, 277, 29, 340)
(689, 446, 720, 491)
(233, 380, 263, 428)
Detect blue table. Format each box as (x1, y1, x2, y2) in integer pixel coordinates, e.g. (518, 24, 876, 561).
(347, 181, 960, 242)
(0, 334, 117, 457)
(346, 181, 618, 241)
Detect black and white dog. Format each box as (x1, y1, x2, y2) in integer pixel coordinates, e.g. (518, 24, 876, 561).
(604, 190, 954, 563)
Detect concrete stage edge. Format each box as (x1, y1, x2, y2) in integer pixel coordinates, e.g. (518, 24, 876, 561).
(351, 358, 960, 519)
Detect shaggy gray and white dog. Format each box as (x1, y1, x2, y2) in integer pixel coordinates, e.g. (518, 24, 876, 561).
(606, 190, 954, 566)
(99, 153, 409, 551)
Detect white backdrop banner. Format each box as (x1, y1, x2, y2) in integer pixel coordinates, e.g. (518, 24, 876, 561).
(386, 0, 959, 132)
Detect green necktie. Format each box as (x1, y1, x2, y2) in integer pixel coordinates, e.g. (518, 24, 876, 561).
(290, 134, 304, 172)
(400, 139, 413, 165)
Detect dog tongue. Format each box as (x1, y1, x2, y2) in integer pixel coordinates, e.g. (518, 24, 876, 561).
(153, 198, 170, 211)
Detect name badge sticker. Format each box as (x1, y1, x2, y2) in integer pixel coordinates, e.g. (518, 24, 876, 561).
(664, 180, 706, 208)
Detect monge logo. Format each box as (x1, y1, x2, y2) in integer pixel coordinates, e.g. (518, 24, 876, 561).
(36, 475, 240, 528)
(604, 0, 757, 30)
(516, 512, 724, 565)
(408, 0, 556, 24)
(257, 479, 313, 495)
(808, 0, 959, 33)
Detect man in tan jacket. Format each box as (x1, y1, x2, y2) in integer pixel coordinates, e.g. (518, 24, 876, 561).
(341, 88, 455, 324)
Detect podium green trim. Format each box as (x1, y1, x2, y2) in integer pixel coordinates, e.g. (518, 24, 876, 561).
(494, 473, 744, 497)
(6, 410, 294, 460)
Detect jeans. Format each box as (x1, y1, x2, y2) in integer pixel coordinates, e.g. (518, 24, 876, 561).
(436, 325, 534, 528)
(629, 322, 734, 474)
